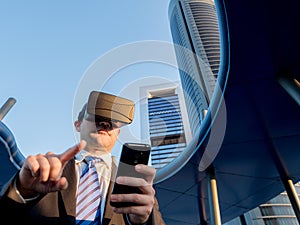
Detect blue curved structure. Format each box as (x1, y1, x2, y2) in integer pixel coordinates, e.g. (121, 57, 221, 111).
(0, 97, 25, 189)
(0, 120, 25, 189)
(154, 0, 300, 224)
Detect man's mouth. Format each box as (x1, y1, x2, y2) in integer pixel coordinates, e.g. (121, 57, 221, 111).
(97, 128, 109, 134)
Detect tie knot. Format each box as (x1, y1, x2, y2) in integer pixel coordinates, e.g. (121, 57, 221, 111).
(85, 156, 102, 166)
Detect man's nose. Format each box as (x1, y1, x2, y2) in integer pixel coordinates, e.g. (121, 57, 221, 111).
(98, 121, 112, 130)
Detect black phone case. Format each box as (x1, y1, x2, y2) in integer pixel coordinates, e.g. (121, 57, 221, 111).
(110, 142, 151, 208)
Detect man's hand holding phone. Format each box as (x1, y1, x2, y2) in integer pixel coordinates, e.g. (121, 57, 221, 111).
(110, 143, 156, 224)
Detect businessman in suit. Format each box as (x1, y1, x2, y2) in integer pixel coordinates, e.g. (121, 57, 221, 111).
(0, 91, 165, 225)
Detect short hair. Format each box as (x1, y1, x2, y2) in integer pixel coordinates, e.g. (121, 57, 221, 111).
(77, 103, 87, 122)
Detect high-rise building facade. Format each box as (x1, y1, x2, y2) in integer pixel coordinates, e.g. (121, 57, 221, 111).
(140, 82, 192, 169)
(168, 0, 220, 135)
(224, 183, 300, 225)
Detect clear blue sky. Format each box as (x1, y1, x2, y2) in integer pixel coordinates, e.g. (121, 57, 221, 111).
(0, 0, 181, 157)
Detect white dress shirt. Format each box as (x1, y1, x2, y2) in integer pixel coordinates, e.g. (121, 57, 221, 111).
(75, 150, 112, 222)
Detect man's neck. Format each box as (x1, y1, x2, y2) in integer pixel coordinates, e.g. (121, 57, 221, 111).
(86, 145, 111, 157)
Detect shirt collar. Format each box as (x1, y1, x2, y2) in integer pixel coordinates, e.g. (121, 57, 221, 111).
(75, 149, 112, 168)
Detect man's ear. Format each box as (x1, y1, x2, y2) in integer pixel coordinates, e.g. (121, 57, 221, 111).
(115, 128, 121, 136)
(74, 121, 81, 132)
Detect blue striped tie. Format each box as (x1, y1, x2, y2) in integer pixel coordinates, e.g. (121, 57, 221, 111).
(76, 157, 102, 225)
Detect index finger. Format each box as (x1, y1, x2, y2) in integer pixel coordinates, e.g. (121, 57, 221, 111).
(59, 140, 86, 165)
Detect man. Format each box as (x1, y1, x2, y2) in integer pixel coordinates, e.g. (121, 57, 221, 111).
(0, 91, 165, 225)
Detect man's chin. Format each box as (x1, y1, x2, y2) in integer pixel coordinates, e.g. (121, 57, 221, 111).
(90, 132, 108, 139)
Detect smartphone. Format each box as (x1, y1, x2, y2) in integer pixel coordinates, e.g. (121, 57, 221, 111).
(110, 142, 151, 208)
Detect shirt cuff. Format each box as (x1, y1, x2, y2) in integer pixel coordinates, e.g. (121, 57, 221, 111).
(7, 177, 40, 203)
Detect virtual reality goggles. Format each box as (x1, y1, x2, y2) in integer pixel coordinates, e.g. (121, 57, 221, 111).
(85, 91, 135, 126)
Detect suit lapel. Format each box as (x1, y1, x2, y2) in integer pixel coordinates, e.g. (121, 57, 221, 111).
(61, 160, 77, 218)
(102, 156, 117, 225)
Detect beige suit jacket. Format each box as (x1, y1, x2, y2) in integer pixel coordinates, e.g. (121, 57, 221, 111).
(0, 158, 166, 225)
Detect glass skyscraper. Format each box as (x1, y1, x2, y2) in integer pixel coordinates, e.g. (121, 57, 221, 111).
(168, 0, 220, 135)
(140, 82, 192, 169)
